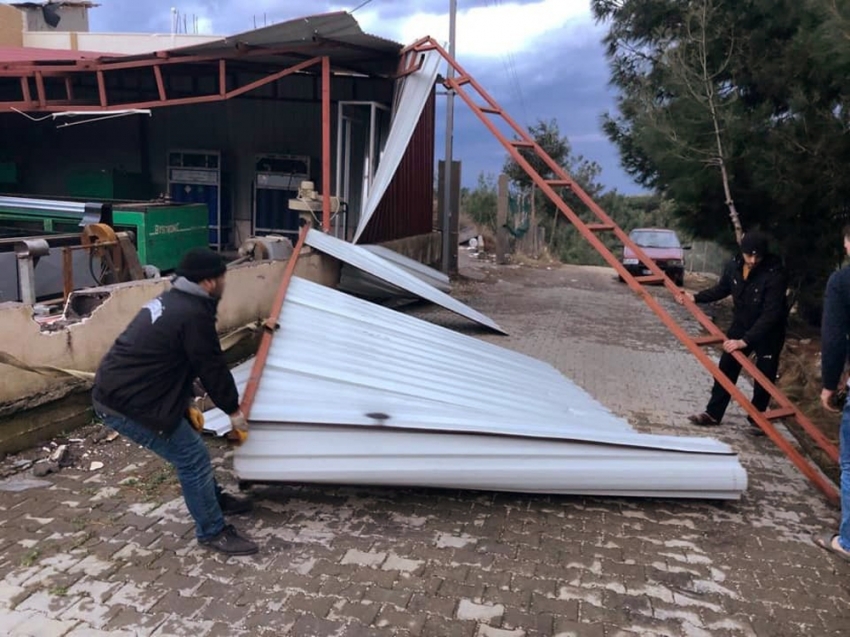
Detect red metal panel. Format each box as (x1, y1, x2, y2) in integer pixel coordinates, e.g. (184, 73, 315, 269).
(359, 89, 435, 244)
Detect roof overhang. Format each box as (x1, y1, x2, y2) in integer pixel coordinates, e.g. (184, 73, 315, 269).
(0, 12, 404, 113)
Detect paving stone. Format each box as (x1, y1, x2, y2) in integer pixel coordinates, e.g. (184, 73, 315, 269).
(0, 261, 847, 636)
(290, 615, 346, 636)
(362, 586, 412, 608)
(374, 604, 426, 635)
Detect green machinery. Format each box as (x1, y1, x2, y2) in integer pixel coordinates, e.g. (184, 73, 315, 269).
(0, 196, 209, 272)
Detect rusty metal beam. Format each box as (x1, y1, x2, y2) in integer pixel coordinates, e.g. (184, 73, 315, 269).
(64, 76, 74, 101)
(224, 56, 320, 100)
(415, 36, 842, 505)
(153, 65, 166, 101)
(240, 224, 310, 420)
(96, 70, 107, 107)
(219, 59, 226, 96)
(19, 76, 31, 104)
(0, 55, 323, 112)
(34, 72, 46, 108)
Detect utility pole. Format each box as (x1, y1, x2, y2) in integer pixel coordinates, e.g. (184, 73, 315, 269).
(441, 0, 457, 275)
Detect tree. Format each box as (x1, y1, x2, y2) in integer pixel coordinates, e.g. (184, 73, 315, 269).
(461, 173, 498, 231)
(502, 118, 613, 264)
(593, 0, 850, 321)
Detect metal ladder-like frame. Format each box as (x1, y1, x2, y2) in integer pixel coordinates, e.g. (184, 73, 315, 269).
(405, 37, 840, 504)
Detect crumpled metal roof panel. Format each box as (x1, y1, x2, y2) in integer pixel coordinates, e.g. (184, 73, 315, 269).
(203, 277, 748, 498)
(305, 229, 505, 334)
(338, 244, 451, 299)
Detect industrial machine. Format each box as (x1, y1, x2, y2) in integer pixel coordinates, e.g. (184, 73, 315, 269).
(0, 196, 209, 273)
(1, 223, 145, 305)
(288, 181, 345, 234)
(252, 153, 310, 241)
(167, 149, 231, 250)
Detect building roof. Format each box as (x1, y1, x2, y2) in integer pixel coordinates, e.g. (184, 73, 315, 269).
(0, 11, 402, 77)
(0, 45, 105, 64)
(10, 2, 99, 8)
(113, 11, 403, 77)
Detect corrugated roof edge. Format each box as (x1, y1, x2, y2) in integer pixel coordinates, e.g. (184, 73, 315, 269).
(104, 11, 403, 63)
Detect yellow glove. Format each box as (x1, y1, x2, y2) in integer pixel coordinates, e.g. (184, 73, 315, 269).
(186, 406, 205, 432)
(226, 410, 248, 446)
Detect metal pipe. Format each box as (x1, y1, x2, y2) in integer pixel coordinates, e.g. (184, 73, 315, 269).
(441, 0, 457, 274)
(322, 56, 331, 233)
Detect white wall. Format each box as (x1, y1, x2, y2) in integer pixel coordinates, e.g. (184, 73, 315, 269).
(23, 31, 221, 54)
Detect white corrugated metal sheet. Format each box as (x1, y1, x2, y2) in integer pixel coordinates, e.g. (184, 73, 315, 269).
(203, 277, 748, 499)
(230, 426, 746, 499)
(338, 245, 450, 300)
(353, 49, 441, 242)
(360, 245, 451, 291)
(305, 229, 505, 334)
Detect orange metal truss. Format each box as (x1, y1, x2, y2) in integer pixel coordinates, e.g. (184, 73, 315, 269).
(405, 38, 839, 504)
(239, 223, 311, 419)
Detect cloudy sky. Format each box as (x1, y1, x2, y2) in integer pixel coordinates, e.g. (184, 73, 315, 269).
(89, 0, 640, 194)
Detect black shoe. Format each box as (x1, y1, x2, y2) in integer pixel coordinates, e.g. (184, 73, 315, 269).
(199, 524, 258, 556)
(218, 492, 253, 516)
(746, 416, 767, 437)
(688, 412, 719, 426)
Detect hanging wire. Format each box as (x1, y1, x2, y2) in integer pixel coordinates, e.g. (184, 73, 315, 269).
(351, 0, 374, 13)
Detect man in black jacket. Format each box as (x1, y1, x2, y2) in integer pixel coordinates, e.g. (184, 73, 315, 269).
(93, 247, 258, 556)
(677, 231, 788, 432)
(814, 225, 850, 562)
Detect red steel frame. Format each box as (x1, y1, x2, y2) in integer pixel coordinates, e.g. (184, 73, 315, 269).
(406, 37, 840, 504)
(1, 51, 334, 231)
(239, 224, 310, 419)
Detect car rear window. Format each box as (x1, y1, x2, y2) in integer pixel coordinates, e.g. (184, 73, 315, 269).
(630, 231, 681, 249)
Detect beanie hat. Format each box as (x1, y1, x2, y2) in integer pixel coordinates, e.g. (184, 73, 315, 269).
(740, 231, 768, 257)
(176, 248, 227, 283)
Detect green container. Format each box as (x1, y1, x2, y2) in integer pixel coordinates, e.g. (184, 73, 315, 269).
(113, 203, 209, 272)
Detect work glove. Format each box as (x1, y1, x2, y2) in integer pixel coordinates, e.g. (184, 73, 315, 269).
(226, 410, 249, 446)
(186, 406, 205, 432)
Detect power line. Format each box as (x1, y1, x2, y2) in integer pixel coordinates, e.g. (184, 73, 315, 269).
(350, 0, 374, 13)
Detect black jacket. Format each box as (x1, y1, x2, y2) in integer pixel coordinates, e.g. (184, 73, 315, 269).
(820, 266, 850, 390)
(694, 253, 788, 351)
(92, 278, 240, 436)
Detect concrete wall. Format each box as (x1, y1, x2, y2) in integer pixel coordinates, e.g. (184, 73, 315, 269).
(0, 249, 340, 411)
(0, 5, 24, 47)
(23, 31, 221, 53)
(21, 5, 90, 32)
(379, 231, 443, 269)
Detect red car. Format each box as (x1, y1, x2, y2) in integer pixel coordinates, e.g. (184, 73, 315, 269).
(621, 228, 690, 286)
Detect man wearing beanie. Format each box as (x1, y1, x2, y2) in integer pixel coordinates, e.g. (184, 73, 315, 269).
(676, 230, 788, 433)
(92, 247, 258, 556)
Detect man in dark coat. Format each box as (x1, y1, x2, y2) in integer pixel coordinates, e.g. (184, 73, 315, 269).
(814, 225, 850, 562)
(677, 231, 788, 432)
(93, 247, 257, 556)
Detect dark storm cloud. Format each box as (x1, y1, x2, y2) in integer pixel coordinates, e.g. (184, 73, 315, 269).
(87, 1, 637, 192)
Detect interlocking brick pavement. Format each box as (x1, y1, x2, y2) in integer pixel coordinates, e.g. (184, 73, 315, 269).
(0, 258, 848, 636)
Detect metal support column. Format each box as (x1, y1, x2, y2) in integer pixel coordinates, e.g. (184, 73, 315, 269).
(441, 0, 457, 274)
(321, 56, 332, 233)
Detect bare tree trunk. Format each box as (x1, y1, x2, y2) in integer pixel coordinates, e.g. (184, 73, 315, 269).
(696, 0, 743, 244)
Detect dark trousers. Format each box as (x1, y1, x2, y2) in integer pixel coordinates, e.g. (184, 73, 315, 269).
(705, 343, 783, 423)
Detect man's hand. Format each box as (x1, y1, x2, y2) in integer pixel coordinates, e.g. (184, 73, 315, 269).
(226, 410, 249, 445)
(186, 406, 205, 432)
(821, 388, 840, 413)
(676, 291, 695, 305)
(722, 339, 747, 353)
